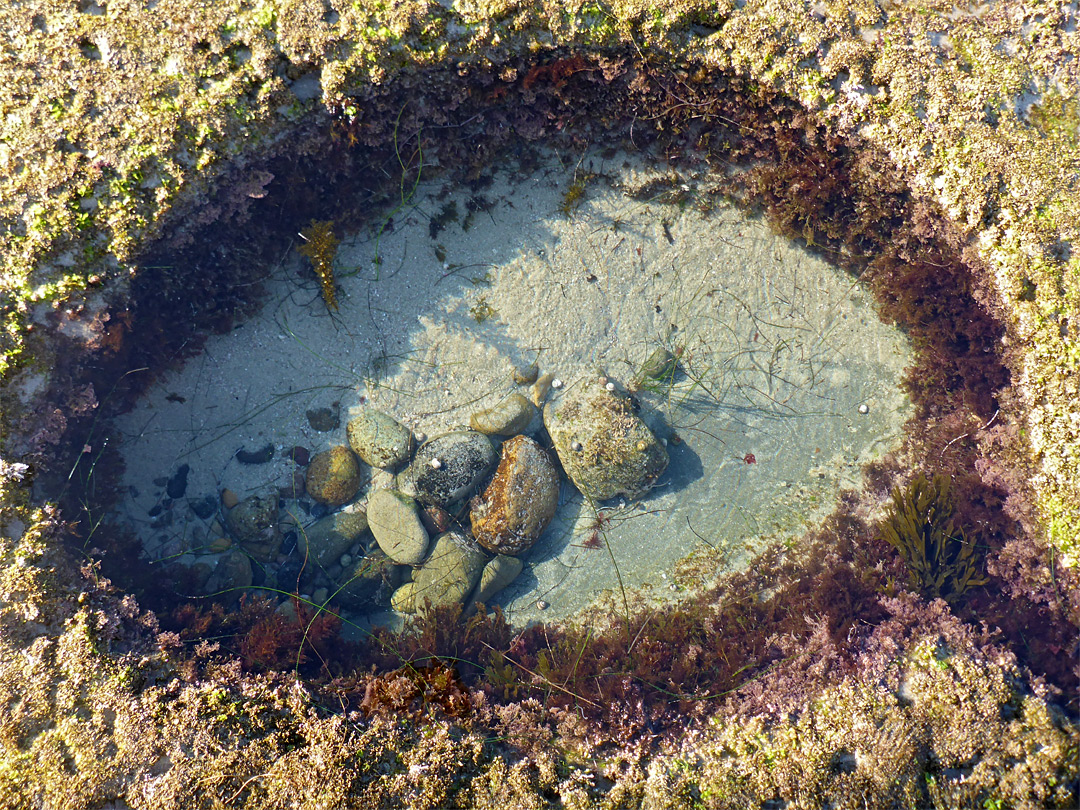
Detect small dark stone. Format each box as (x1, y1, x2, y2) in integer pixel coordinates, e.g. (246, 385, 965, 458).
(165, 464, 190, 499)
(128, 485, 140, 498)
(419, 504, 453, 536)
(148, 503, 163, 517)
(235, 443, 275, 464)
(288, 446, 311, 466)
(188, 495, 217, 520)
(277, 556, 304, 591)
(251, 564, 266, 587)
(306, 405, 340, 432)
(153, 476, 168, 488)
(281, 530, 298, 555)
(310, 502, 329, 520)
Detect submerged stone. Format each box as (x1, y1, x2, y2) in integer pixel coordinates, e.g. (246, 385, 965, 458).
(366, 488, 429, 565)
(469, 393, 538, 436)
(234, 443, 275, 464)
(166, 464, 190, 499)
(638, 347, 680, 381)
(346, 409, 413, 470)
(544, 375, 668, 501)
(295, 508, 369, 582)
(332, 547, 401, 609)
(305, 405, 340, 432)
(393, 530, 488, 614)
(512, 361, 540, 385)
(305, 445, 363, 506)
(171, 549, 252, 601)
(224, 492, 281, 562)
(470, 434, 559, 555)
(399, 430, 497, 507)
(470, 554, 524, 606)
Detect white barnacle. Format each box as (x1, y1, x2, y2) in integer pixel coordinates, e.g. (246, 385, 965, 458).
(571, 441, 582, 452)
(551, 378, 564, 389)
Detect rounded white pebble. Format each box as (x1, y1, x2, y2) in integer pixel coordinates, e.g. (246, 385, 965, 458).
(429, 457, 442, 469)
(858, 404, 870, 414)
(571, 441, 582, 452)
(415, 431, 427, 443)
(605, 382, 616, 391)
(551, 378, 564, 389)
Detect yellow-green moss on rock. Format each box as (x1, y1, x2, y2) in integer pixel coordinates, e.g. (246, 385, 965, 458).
(1, 0, 1078, 806)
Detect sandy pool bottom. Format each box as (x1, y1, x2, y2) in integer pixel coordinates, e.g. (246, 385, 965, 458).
(111, 147, 912, 634)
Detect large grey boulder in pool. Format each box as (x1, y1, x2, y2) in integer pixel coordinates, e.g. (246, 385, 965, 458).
(398, 430, 497, 507)
(544, 374, 668, 501)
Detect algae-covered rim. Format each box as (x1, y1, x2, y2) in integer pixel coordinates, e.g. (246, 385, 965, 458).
(0, 2, 1076, 806)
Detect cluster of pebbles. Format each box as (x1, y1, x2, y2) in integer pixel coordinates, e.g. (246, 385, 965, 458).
(159, 360, 674, 624)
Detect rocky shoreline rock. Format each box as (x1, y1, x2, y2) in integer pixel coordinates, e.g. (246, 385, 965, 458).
(470, 434, 559, 555)
(399, 430, 498, 507)
(305, 445, 364, 505)
(544, 374, 669, 501)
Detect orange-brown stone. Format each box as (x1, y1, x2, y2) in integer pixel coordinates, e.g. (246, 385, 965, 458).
(470, 435, 559, 555)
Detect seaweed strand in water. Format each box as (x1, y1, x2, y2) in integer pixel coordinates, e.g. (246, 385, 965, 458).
(879, 472, 988, 602)
(297, 219, 340, 311)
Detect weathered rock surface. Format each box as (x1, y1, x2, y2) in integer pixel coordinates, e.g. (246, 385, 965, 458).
(332, 547, 401, 609)
(470, 554, 524, 606)
(346, 409, 413, 469)
(544, 375, 668, 501)
(638, 347, 680, 381)
(399, 430, 497, 507)
(366, 488, 429, 565)
(469, 393, 537, 436)
(391, 531, 488, 614)
(224, 492, 281, 561)
(171, 549, 253, 600)
(295, 508, 369, 581)
(470, 434, 559, 555)
(390, 581, 419, 614)
(305, 445, 363, 506)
